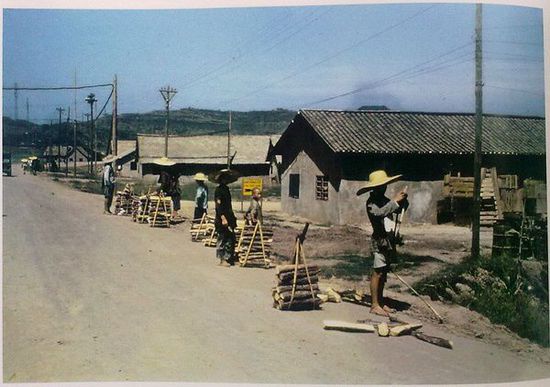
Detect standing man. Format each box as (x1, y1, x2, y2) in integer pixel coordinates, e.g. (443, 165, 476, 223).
(357, 170, 408, 317)
(211, 169, 240, 267)
(193, 172, 209, 220)
(102, 157, 116, 215)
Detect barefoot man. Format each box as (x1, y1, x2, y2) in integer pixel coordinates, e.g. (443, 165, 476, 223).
(357, 170, 408, 317)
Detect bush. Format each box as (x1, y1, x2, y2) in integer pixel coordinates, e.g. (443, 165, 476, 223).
(416, 254, 549, 347)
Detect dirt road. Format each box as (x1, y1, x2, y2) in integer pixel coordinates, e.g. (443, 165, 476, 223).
(3, 172, 550, 384)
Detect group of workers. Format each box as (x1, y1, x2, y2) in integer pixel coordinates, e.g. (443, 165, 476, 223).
(100, 160, 263, 268)
(101, 157, 406, 317)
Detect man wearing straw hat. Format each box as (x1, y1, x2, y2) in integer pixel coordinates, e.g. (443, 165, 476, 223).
(193, 172, 209, 220)
(101, 156, 117, 215)
(210, 168, 240, 267)
(357, 170, 408, 317)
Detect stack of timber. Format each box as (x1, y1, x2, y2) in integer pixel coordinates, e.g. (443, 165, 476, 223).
(480, 167, 502, 227)
(443, 173, 474, 198)
(148, 194, 172, 227)
(132, 195, 151, 223)
(202, 220, 244, 248)
(114, 184, 136, 216)
(272, 264, 321, 310)
(190, 214, 216, 242)
(236, 222, 274, 268)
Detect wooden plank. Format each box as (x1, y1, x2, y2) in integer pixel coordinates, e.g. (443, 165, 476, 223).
(323, 320, 376, 333)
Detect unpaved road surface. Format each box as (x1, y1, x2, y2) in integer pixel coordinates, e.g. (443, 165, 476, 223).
(3, 173, 550, 384)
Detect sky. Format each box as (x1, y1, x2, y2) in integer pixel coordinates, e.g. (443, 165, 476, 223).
(2, 2, 545, 123)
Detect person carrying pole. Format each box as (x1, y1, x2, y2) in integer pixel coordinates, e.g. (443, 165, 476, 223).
(210, 168, 240, 267)
(357, 170, 409, 317)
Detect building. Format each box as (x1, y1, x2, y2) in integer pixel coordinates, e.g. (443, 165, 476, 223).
(272, 110, 546, 225)
(43, 145, 97, 169)
(136, 134, 280, 180)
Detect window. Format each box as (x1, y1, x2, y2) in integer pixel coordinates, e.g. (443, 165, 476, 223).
(69, 158, 73, 162)
(316, 175, 329, 201)
(130, 161, 137, 171)
(79, 158, 83, 162)
(289, 174, 300, 198)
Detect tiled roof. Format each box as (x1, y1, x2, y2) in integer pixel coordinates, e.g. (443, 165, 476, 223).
(296, 110, 545, 155)
(137, 134, 280, 164)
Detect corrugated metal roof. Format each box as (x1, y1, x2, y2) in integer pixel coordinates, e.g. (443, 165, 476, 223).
(137, 134, 280, 164)
(297, 110, 545, 155)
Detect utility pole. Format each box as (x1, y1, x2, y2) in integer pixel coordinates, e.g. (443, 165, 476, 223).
(472, 3, 483, 259)
(159, 85, 177, 158)
(56, 107, 65, 172)
(14, 82, 18, 120)
(65, 106, 70, 176)
(85, 93, 97, 175)
(227, 111, 232, 169)
(111, 75, 118, 156)
(73, 120, 77, 177)
(84, 113, 91, 173)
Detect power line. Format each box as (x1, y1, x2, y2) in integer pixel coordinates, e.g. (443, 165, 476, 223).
(303, 42, 473, 107)
(485, 85, 544, 96)
(183, 7, 332, 90)
(220, 4, 437, 106)
(2, 83, 113, 91)
(485, 40, 542, 47)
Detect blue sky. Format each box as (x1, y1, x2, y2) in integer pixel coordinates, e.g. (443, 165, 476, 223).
(2, 3, 545, 123)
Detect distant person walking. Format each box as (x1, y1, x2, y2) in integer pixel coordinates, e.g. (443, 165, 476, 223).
(193, 172, 209, 220)
(357, 170, 408, 317)
(102, 157, 116, 215)
(210, 169, 240, 267)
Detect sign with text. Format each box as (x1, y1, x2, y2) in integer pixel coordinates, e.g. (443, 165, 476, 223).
(242, 177, 263, 196)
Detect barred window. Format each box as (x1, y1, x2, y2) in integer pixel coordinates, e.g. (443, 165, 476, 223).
(289, 174, 300, 198)
(316, 175, 329, 201)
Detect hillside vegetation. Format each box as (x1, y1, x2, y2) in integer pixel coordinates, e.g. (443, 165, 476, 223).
(3, 107, 295, 152)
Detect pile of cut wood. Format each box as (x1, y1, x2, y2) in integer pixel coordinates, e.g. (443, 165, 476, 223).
(190, 214, 216, 242)
(114, 184, 136, 216)
(148, 195, 172, 227)
(272, 264, 321, 310)
(132, 195, 150, 223)
(323, 317, 453, 349)
(236, 222, 273, 268)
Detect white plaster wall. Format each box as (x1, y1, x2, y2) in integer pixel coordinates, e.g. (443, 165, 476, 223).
(281, 151, 339, 225)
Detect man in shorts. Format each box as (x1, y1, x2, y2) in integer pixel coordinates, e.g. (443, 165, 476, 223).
(357, 170, 408, 317)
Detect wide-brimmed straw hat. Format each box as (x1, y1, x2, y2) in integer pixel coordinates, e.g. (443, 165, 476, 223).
(152, 157, 175, 166)
(209, 169, 240, 184)
(28, 156, 38, 161)
(356, 170, 402, 196)
(193, 172, 208, 181)
(102, 155, 116, 164)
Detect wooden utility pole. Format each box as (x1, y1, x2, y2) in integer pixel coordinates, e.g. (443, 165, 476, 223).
(472, 3, 483, 259)
(56, 107, 65, 171)
(65, 106, 70, 176)
(74, 70, 78, 177)
(85, 93, 97, 175)
(112, 75, 118, 156)
(227, 111, 232, 168)
(159, 85, 177, 158)
(73, 120, 77, 177)
(14, 82, 18, 120)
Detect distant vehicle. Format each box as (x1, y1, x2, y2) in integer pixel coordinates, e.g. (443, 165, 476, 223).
(3, 152, 12, 176)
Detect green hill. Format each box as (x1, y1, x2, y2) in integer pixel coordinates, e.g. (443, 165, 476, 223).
(3, 107, 296, 153)
(97, 107, 296, 140)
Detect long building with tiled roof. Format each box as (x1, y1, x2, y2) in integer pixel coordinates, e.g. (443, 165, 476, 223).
(272, 109, 546, 226)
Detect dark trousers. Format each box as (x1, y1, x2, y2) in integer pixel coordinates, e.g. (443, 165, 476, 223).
(194, 207, 207, 220)
(216, 227, 236, 263)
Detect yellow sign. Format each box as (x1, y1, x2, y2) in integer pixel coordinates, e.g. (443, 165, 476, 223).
(242, 178, 263, 196)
